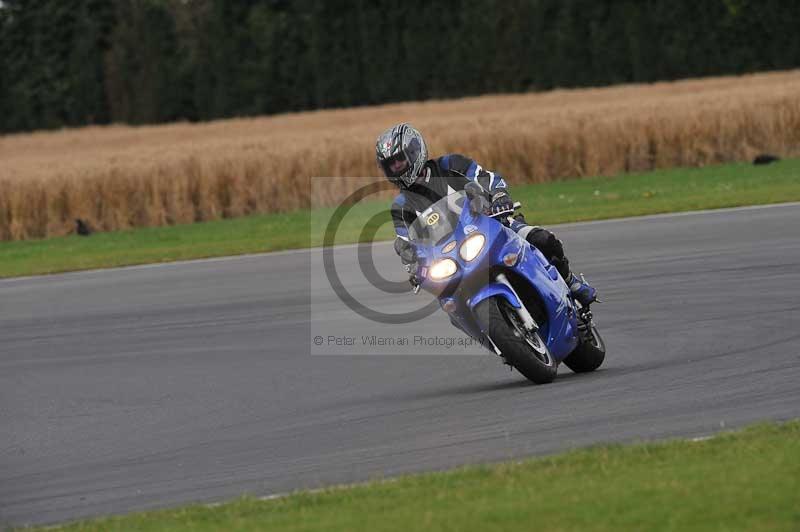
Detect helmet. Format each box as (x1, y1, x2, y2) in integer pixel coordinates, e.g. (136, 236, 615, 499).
(375, 123, 428, 188)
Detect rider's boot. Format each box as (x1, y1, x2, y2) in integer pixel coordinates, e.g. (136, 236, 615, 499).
(567, 273, 597, 306)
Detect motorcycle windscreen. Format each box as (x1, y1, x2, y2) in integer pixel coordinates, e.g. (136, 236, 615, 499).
(408, 191, 467, 247)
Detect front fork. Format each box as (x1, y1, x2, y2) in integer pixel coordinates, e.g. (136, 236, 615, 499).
(496, 273, 538, 332)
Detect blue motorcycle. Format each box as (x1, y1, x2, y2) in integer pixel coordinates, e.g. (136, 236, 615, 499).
(408, 183, 605, 384)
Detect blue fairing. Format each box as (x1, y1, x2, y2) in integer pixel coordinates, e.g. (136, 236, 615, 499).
(414, 193, 580, 361)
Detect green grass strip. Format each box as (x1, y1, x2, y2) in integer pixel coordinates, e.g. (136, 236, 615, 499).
(2, 159, 799, 278)
(33, 421, 800, 531)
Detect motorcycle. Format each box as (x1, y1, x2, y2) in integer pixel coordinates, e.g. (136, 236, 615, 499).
(408, 182, 605, 384)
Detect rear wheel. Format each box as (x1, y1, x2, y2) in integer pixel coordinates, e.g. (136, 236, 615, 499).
(563, 320, 605, 373)
(474, 297, 557, 384)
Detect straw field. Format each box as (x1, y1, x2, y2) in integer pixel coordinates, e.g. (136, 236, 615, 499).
(1, 70, 800, 241)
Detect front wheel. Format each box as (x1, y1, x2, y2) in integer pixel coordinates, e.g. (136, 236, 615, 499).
(474, 297, 557, 384)
(563, 320, 606, 373)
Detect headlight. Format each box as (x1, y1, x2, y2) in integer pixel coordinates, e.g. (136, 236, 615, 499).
(459, 233, 486, 261)
(429, 258, 457, 280)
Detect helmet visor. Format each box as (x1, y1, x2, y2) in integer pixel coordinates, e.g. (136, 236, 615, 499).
(380, 151, 411, 179)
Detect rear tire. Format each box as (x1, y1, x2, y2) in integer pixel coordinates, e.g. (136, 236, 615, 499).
(474, 297, 557, 384)
(563, 321, 605, 373)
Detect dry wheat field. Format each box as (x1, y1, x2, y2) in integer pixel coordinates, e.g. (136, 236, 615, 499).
(1, 70, 800, 241)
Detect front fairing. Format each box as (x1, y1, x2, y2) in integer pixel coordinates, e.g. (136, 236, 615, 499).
(415, 206, 519, 297)
(415, 205, 521, 345)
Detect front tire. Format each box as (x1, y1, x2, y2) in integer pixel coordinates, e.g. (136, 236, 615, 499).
(563, 321, 606, 373)
(474, 297, 557, 384)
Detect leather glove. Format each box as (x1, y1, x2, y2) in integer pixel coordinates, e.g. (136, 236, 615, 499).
(394, 238, 421, 293)
(394, 237, 417, 265)
(490, 190, 514, 217)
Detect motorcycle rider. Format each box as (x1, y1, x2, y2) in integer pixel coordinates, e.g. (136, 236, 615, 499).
(376, 122, 597, 306)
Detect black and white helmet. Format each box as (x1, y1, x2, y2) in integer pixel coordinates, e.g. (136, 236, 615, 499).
(375, 123, 428, 188)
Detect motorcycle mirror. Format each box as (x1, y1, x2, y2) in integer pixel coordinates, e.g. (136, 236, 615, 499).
(464, 182, 482, 200)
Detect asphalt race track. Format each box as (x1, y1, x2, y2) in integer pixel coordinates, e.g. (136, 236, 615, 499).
(2, 203, 799, 526)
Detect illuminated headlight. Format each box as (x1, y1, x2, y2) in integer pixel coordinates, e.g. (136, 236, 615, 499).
(429, 258, 458, 280)
(459, 233, 486, 261)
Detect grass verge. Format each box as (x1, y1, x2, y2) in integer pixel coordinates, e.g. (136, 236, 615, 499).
(2, 159, 799, 278)
(31, 421, 800, 531)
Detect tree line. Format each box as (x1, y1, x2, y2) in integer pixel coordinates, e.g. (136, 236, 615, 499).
(1, 0, 798, 134)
